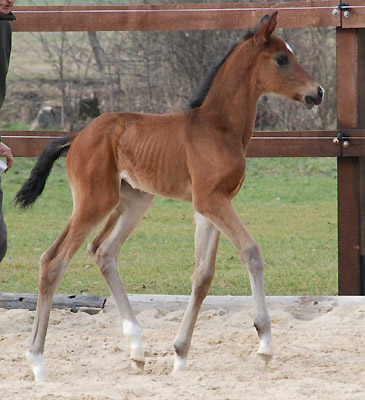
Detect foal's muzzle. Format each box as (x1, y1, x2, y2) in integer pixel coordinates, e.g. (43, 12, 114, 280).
(304, 86, 325, 109)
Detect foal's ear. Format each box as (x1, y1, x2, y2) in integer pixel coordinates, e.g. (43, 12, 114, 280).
(254, 12, 278, 46)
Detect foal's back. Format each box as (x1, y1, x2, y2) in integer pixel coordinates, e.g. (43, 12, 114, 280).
(67, 111, 196, 202)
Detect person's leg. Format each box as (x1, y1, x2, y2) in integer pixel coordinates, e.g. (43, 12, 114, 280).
(0, 179, 7, 262)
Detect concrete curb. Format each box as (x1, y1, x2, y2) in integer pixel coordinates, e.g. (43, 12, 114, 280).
(1, 292, 364, 320)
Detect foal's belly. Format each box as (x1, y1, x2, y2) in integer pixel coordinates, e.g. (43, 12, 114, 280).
(120, 169, 192, 202)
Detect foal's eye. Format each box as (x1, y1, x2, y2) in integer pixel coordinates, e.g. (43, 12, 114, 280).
(276, 55, 289, 66)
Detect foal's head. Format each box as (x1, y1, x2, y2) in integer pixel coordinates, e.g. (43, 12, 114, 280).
(252, 12, 324, 109)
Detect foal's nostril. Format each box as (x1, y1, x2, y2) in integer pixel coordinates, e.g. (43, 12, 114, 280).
(305, 95, 316, 106)
(305, 86, 324, 108)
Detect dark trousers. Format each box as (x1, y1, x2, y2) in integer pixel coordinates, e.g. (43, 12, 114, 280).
(0, 178, 7, 262)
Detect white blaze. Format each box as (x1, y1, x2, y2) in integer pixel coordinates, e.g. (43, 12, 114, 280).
(285, 41, 294, 54)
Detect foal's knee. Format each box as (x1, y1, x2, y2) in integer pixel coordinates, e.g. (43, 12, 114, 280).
(194, 267, 214, 286)
(192, 265, 215, 299)
(242, 242, 264, 273)
(91, 244, 116, 275)
(38, 252, 67, 293)
(87, 241, 110, 263)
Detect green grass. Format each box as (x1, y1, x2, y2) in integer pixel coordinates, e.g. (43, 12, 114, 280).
(0, 156, 338, 296)
(0, 122, 30, 131)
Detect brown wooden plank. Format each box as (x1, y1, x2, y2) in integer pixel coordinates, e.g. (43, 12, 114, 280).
(336, 29, 358, 128)
(5, 138, 55, 157)
(8, 138, 342, 158)
(247, 137, 341, 157)
(253, 130, 339, 138)
(337, 158, 362, 295)
(336, 27, 363, 295)
(358, 29, 365, 295)
(360, 158, 365, 255)
(340, 140, 365, 157)
(341, 1, 365, 28)
(5, 128, 365, 158)
(358, 30, 365, 128)
(5, 129, 340, 138)
(338, 29, 365, 294)
(2, 130, 66, 137)
(12, 2, 340, 32)
(2, 131, 68, 158)
(4, 130, 342, 157)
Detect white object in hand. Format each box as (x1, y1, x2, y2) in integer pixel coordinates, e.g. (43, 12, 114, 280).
(0, 160, 8, 175)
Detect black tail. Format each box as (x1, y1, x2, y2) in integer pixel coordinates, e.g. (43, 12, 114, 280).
(14, 134, 76, 209)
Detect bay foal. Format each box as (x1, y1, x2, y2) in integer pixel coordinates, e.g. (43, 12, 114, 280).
(15, 12, 324, 381)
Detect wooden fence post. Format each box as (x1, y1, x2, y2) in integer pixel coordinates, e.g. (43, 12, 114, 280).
(337, 27, 365, 295)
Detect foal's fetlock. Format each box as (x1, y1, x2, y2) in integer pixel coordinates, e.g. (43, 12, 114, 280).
(254, 316, 271, 336)
(173, 353, 187, 373)
(254, 317, 273, 362)
(173, 342, 188, 373)
(26, 350, 47, 381)
(123, 319, 145, 373)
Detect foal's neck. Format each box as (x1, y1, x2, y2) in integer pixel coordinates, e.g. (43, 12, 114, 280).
(200, 41, 261, 147)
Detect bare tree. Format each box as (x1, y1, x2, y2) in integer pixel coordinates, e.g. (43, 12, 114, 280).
(21, 0, 336, 133)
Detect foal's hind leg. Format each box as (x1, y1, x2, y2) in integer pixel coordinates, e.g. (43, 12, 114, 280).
(173, 212, 220, 372)
(88, 182, 154, 373)
(27, 196, 119, 381)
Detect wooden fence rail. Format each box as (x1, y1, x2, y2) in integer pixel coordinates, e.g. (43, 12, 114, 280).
(11, 1, 342, 32)
(4, 1, 365, 294)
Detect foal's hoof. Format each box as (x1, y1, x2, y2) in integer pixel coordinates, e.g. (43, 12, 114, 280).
(131, 359, 145, 374)
(257, 341, 273, 365)
(257, 352, 273, 366)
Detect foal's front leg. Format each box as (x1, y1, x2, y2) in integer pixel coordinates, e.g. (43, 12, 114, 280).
(195, 195, 272, 361)
(173, 212, 220, 372)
